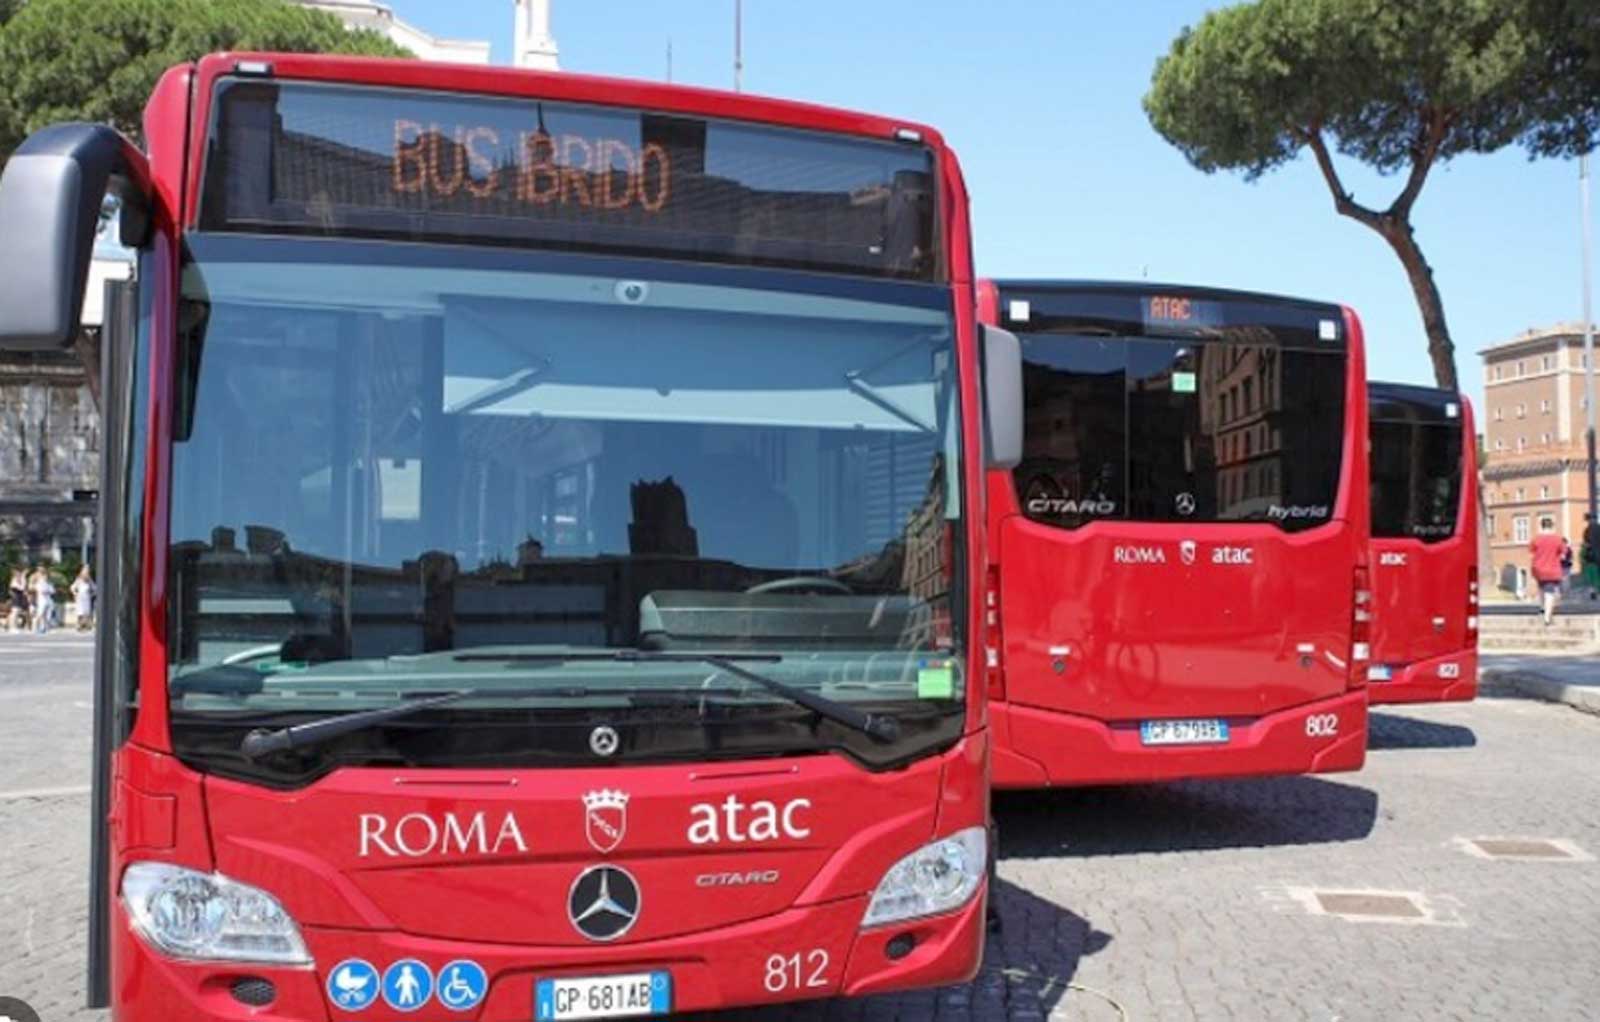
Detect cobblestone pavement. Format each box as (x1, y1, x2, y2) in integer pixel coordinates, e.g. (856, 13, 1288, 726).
(3, 639, 1598, 1021)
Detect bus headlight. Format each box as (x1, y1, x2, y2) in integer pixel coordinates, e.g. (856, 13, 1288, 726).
(121, 862, 311, 964)
(861, 826, 987, 928)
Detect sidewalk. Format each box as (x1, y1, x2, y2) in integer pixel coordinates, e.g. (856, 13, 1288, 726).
(1481, 652, 1600, 715)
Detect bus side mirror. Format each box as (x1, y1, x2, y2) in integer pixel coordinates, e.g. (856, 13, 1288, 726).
(982, 324, 1023, 469)
(0, 122, 151, 351)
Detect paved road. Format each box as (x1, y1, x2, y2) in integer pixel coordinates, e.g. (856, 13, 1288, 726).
(3, 639, 1598, 1021)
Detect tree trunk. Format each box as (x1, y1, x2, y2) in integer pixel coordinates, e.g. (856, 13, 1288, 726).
(1378, 219, 1459, 391)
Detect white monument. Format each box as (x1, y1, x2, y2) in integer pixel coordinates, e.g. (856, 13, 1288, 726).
(295, 1, 492, 64)
(514, 0, 560, 71)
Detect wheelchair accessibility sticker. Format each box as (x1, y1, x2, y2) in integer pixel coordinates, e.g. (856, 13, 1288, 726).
(438, 959, 488, 1011)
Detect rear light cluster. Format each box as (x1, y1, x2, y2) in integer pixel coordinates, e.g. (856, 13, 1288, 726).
(1350, 565, 1372, 677)
(985, 566, 1005, 700)
(1466, 566, 1479, 646)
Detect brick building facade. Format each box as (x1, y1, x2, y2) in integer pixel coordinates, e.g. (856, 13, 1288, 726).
(1479, 323, 1599, 594)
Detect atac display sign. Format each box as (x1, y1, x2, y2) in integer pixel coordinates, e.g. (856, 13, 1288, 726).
(201, 80, 939, 280)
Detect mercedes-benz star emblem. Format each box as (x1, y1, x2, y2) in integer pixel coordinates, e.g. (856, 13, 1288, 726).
(589, 725, 620, 757)
(568, 865, 641, 942)
(1175, 492, 1197, 516)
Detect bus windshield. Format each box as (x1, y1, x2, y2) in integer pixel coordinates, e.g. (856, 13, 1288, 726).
(166, 235, 965, 779)
(1000, 285, 1348, 531)
(1369, 386, 1464, 541)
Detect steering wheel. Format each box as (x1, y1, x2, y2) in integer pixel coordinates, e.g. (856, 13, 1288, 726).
(744, 575, 854, 596)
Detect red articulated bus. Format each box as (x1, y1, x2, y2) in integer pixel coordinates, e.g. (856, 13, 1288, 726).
(1366, 382, 1479, 703)
(0, 54, 1025, 1020)
(976, 280, 1371, 788)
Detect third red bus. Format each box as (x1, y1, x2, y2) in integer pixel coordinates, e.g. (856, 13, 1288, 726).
(1366, 381, 1479, 703)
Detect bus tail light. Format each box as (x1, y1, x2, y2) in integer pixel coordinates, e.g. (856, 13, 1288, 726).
(1466, 566, 1479, 645)
(984, 567, 1005, 700)
(1350, 566, 1372, 680)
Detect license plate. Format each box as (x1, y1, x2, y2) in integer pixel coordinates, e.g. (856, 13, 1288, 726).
(1140, 718, 1229, 746)
(535, 972, 671, 1021)
(1368, 664, 1393, 681)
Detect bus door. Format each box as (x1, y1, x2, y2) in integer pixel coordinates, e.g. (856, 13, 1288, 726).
(1368, 383, 1478, 699)
(88, 270, 143, 1007)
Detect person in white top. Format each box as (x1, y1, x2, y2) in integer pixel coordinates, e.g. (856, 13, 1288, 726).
(30, 566, 55, 634)
(72, 565, 96, 632)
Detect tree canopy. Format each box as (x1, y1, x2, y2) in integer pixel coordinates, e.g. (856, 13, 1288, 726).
(1144, 0, 1599, 388)
(0, 0, 411, 154)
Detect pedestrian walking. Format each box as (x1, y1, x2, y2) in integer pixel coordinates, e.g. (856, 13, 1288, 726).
(7, 567, 28, 632)
(1529, 528, 1569, 625)
(71, 565, 96, 632)
(30, 566, 55, 634)
(1583, 512, 1600, 600)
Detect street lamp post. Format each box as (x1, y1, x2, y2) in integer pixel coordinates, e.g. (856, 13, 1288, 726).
(1583, 153, 1596, 521)
(733, 0, 743, 92)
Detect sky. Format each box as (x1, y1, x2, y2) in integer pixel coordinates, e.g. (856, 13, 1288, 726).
(384, 0, 1596, 414)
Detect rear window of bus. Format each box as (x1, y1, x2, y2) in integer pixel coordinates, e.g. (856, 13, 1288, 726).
(1369, 388, 1464, 541)
(998, 286, 1348, 533)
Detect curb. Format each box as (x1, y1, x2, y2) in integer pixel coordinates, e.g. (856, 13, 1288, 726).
(1483, 670, 1600, 717)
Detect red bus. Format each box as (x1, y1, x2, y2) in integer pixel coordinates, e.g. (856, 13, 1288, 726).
(1366, 382, 1479, 703)
(977, 280, 1371, 787)
(0, 54, 1024, 1020)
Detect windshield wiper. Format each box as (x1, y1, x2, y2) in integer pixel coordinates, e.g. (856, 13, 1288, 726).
(453, 649, 902, 742)
(240, 689, 490, 760)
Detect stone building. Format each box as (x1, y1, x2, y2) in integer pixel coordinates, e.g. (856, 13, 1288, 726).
(1479, 322, 1600, 593)
(0, 242, 129, 563)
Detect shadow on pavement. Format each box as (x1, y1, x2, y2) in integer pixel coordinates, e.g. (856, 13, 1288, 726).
(690, 877, 1111, 1021)
(1367, 710, 1477, 750)
(993, 773, 1378, 858)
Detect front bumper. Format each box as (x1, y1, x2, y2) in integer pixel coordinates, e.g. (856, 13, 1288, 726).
(1366, 648, 1478, 705)
(110, 882, 987, 1021)
(991, 689, 1368, 788)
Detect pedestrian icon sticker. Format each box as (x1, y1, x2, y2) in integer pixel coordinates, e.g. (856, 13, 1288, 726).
(326, 959, 380, 1012)
(382, 959, 434, 1012)
(437, 959, 488, 1011)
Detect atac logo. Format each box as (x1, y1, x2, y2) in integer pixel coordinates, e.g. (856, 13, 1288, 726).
(583, 789, 630, 854)
(1379, 551, 1408, 566)
(1179, 540, 1197, 565)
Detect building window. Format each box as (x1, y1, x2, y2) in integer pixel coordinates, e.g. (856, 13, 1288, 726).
(1541, 399, 1551, 413)
(1517, 402, 1527, 417)
(1487, 513, 1496, 534)
(1495, 406, 1504, 420)
(1517, 436, 1527, 452)
(1539, 514, 1556, 533)
(1540, 485, 1550, 499)
(1516, 486, 1525, 501)
(1543, 355, 1554, 371)
(1514, 515, 1530, 543)
(1517, 360, 1526, 376)
(1541, 432, 1551, 444)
